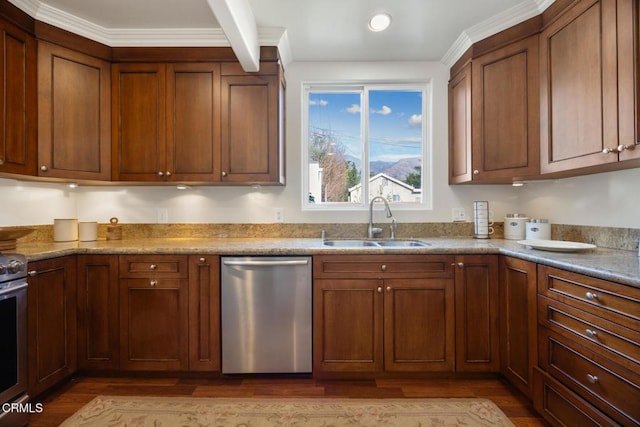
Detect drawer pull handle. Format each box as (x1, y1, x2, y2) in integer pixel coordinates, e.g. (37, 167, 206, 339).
(585, 329, 598, 339)
(585, 292, 599, 301)
(150, 264, 157, 270)
(377, 287, 383, 293)
(381, 264, 387, 271)
(150, 280, 158, 287)
(586, 374, 599, 384)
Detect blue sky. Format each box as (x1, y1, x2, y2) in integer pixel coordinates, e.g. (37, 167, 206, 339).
(309, 89, 423, 164)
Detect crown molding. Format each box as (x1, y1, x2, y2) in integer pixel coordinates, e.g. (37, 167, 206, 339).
(441, 0, 556, 68)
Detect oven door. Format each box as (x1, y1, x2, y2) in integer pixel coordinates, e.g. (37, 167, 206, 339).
(0, 280, 28, 405)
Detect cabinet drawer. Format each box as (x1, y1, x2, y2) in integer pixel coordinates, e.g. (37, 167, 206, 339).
(538, 265, 640, 330)
(539, 295, 640, 370)
(119, 255, 188, 278)
(533, 367, 617, 427)
(313, 255, 454, 279)
(539, 328, 640, 425)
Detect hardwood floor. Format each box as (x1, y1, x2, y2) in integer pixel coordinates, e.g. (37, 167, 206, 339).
(28, 375, 547, 426)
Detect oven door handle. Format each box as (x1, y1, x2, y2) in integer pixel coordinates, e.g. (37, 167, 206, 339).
(0, 281, 28, 297)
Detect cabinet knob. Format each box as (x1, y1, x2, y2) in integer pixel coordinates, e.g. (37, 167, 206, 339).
(377, 286, 383, 293)
(381, 264, 387, 271)
(451, 262, 464, 268)
(158, 171, 164, 177)
(28, 270, 38, 277)
(150, 280, 158, 287)
(617, 144, 635, 152)
(166, 171, 172, 177)
(386, 286, 391, 292)
(199, 257, 206, 263)
(602, 147, 618, 154)
(150, 264, 157, 270)
(586, 373, 599, 384)
(222, 171, 228, 177)
(40, 165, 48, 172)
(585, 292, 598, 301)
(473, 170, 479, 175)
(585, 329, 598, 339)
(0, 159, 4, 165)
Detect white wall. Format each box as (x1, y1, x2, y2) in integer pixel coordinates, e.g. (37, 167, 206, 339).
(0, 60, 638, 229)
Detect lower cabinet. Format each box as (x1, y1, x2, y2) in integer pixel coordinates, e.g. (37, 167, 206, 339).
(499, 256, 537, 398)
(313, 255, 456, 375)
(119, 255, 190, 371)
(453, 255, 499, 372)
(77, 255, 119, 370)
(27, 256, 77, 397)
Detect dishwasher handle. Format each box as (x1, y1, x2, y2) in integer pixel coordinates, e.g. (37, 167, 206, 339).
(223, 259, 309, 267)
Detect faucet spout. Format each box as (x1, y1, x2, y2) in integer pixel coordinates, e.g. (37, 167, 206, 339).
(368, 196, 393, 238)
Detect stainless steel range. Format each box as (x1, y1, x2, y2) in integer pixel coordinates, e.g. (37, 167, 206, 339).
(0, 253, 29, 427)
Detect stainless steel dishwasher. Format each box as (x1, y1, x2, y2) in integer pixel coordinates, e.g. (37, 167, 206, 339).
(221, 256, 312, 374)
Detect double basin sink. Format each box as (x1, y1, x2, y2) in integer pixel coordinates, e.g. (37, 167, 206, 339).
(323, 239, 430, 248)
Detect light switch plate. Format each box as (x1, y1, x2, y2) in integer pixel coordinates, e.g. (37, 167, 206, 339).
(452, 207, 466, 222)
(274, 207, 284, 223)
(157, 208, 169, 223)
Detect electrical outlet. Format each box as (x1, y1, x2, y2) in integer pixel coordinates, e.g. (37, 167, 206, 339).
(157, 208, 169, 223)
(274, 207, 284, 223)
(452, 207, 466, 222)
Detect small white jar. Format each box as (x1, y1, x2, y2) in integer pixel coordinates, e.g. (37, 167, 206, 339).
(526, 219, 551, 240)
(504, 214, 528, 240)
(53, 218, 78, 242)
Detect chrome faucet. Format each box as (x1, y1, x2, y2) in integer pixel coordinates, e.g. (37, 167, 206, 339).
(368, 196, 393, 238)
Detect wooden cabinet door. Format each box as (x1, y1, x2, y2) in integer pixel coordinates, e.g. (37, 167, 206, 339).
(77, 255, 119, 370)
(112, 63, 166, 181)
(313, 279, 383, 374)
(119, 277, 189, 371)
(0, 18, 36, 176)
(188, 255, 220, 372)
(448, 63, 472, 184)
(27, 256, 77, 397)
(220, 74, 283, 184)
(472, 36, 539, 181)
(167, 63, 221, 182)
(617, 0, 640, 161)
(540, 0, 619, 173)
(499, 256, 537, 398)
(38, 42, 111, 180)
(383, 278, 455, 372)
(454, 255, 499, 372)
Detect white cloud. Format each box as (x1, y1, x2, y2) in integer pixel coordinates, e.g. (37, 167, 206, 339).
(310, 99, 328, 106)
(408, 114, 422, 126)
(346, 104, 361, 114)
(372, 105, 392, 115)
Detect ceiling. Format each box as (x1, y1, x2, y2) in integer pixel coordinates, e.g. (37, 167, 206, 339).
(9, 0, 553, 66)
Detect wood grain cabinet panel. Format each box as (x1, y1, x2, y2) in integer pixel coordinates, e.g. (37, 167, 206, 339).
(220, 71, 284, 184)
(27, 256, 77, 397)
(448, 63, 472, 184)
(77, 255, 119, 370)
(188, 255, 220, 372)
(453, 255, 500, 372)
(540, 0, 640, 174)
(38, 41, 111, 180)
(0, 17, 36, 176)
(499, 256, 537, 398)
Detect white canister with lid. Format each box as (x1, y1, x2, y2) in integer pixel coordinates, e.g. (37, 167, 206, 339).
(504, 214, 528, 240)
(526, 219, 551, 240)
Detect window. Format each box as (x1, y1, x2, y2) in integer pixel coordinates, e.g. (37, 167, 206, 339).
(303, 83, 430, 210)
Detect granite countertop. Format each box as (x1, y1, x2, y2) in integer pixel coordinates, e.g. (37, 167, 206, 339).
(14, 237, 640, 288)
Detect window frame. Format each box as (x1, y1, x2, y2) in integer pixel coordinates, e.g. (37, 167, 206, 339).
(301, 81, 432, 211)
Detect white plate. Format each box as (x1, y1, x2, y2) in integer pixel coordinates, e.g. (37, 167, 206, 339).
(517, 239, 596, 252)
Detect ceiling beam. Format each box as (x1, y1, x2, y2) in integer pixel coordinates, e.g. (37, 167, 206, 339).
(206, 0, 260, 72)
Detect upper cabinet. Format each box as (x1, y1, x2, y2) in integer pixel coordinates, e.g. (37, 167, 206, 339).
(38, 41, 111, 180)
(220, 63, 285, 185)
(449, 35, 540, 184)
(0, 17, 36, 176)
(539, 0, 640, 174)
(112, 59, 285, 185)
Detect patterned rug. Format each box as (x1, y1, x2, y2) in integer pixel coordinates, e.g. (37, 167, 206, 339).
(60, 396, 514, 426)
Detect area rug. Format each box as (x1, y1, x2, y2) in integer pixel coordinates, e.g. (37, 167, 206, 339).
(60, 396, 514, 426)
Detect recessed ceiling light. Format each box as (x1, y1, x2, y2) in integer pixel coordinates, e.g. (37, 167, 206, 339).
(368, 13, 391, 32)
